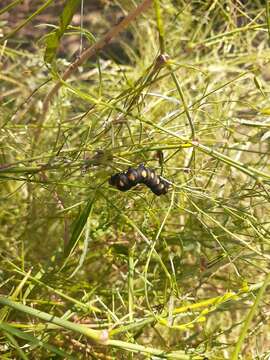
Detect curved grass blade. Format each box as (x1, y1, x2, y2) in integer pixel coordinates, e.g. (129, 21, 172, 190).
(64, 195, 96, 259)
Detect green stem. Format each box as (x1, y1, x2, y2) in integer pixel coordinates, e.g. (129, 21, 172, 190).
(195, 142, 270, 180)
(266, 1, 270, 46)
(1, 0, 55, 42)
(111, 281, 267, 336)
(8, 264, 100, 313)
(128, 245, 135, 322)
(153, 0, 165, 53)
(192, 23, 267, 47)
(0, 298, 204, 359)
(0, 0, 23, 16)
(0, 297, 108, 344)
(231, 272, 270, 359)
(140, 118, 270, 181)
(107, 339, 203, 359)
(4, 330, 29, 360)
(170, 70, 195, 139)
(0, 322, 74, 359)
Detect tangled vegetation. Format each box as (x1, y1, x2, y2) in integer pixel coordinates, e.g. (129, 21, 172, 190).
(1, 1, 270, 358)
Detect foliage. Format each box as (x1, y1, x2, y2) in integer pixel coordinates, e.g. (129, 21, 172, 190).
(1, 0, 270, 358)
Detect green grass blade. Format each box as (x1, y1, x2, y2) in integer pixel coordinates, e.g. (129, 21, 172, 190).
(0, 322, 75, 359)
(266, 1, 270, 45)
(0, 0, 23, 16)
(3, 330, 29, 360)
(231, 272, 270, 359)
(153, 0, 165, 53)
(1, 0, 54, 42)
(44, 0, 81, 65)
(64, 194, 96, 259)
(0, 297, 108, 344)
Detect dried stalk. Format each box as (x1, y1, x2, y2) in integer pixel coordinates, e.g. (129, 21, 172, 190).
(42, 0, 152, 120)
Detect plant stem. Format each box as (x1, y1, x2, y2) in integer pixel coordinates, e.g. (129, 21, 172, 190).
(231, 272, 270, 359)
(42, 0, 153, 119)
(153, 0, 165, 53)
(0, 297, 108, 344)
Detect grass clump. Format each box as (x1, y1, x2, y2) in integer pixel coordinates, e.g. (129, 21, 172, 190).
(1, 1, 270, 358)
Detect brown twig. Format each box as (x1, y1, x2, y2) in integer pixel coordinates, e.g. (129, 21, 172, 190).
(42, 0, 152, 120)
